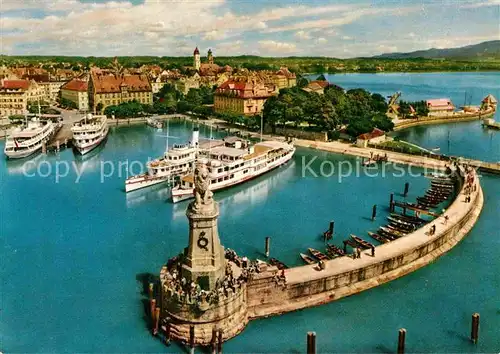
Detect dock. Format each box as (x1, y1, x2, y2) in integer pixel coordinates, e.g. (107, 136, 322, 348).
(482, 118, 500, 130)
(46, 123, 73, 153)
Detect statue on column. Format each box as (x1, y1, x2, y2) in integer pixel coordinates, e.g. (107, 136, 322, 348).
(193, 163, 213, 212)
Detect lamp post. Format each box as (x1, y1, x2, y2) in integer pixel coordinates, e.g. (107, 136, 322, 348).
(260, 114, 263, 142)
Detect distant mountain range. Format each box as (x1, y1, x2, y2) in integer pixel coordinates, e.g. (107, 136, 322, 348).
(371, 40, 500, 60)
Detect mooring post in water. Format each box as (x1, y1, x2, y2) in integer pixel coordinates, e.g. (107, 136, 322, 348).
(265, 237, 270, 257)
(153, 307, 160, 336)
(390, 193, 394, 211)
(150, 298, 156, 320)
(217, 330, 223, 354)
(329, 221, 334, 235)
(211, 328, 217, 354)
(403, 182, 410, 197)
(372, 204, 377, 221)
(148, 282, 154, 299)
(397, 328, 406, 354)
(471, 313, 480, 344)
(165, 322, 171, 346)
(307, 331, 316, 354)
(189, 325, 195, 354)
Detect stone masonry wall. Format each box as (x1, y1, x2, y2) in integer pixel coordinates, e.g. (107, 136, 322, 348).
(246, 168, 483, 319)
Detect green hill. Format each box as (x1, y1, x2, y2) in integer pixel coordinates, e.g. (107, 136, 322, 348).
(372, 40, 500, 60)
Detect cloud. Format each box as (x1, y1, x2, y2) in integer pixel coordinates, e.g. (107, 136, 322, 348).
(315, 37, 328, 44)
(459, 0, 500, 8)
(202, 30, 225, 41)
(258, 40, 297, 54)
(294, 31, 311, 40)
(342, 35, 353, 40)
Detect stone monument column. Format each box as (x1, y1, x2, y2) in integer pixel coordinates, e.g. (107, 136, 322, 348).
(181, 163, 226, 290)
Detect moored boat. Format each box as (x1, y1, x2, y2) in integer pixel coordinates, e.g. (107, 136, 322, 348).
(146, 116, 163, 129)
(350, 235, 374, 249)
(381, 225, 407, 237)
(269, 258, 288, 270)
(125, 128, 199, 193)
(71, 114, 109, 155)
(367, 231, 390, 243)
(4, 118, 58, 159)
(326, 243, 346, 256)
(300, 253, 316, 265)
(171, 139, 295, 203)
(308, 248, 330, 261)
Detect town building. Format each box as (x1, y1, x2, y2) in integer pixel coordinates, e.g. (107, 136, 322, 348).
(214, 78, 277, 116)
(356, 128, 386, 148)
(88, 68, 152, 113)
(426, 98, 455, 116)
(0, 79, 43, 117)
(302, 80, 330, 95)
(60, 79, 89, 111)
(232, 67, 296, 92)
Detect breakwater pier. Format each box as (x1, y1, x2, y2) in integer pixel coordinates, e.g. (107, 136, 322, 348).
(293, 138, 500, 175)
(148, 160, 483, 348)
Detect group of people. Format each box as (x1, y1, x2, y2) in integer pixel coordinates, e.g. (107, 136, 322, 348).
(272, 269, 287, 287)
(160, 251, 255, 306)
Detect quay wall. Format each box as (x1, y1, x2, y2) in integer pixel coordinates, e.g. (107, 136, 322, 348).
(246, 167, 483, 319)
(393, 108, 496, 131)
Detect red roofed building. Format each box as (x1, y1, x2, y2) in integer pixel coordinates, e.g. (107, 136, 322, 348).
(302, 80, 330, 95)
(88, 69, 152, 113)
(426, 98, 454, 116)
(0, 79, 43, 117)
(356, 128, 386, 148)
(61, 79, 89, 111)
(214, 78, 277, 116)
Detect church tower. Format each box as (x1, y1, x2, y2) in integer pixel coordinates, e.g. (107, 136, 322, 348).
(207, 48, 214, 65)
(193, 47, 201, 71)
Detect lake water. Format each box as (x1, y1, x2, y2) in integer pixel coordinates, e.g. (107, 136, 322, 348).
(317, 72, 500, 162)
(1, 98, 499, 351)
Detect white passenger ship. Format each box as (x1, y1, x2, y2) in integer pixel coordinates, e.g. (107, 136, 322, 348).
(170, 138, 295, 203)
(4, 119, 57, 159)
(71, 114, 109, 155)
(124, 128, 200, 193)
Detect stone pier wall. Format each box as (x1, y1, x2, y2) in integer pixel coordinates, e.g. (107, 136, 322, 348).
(163, 283, 249, 345)
(246, 167, 483, 319)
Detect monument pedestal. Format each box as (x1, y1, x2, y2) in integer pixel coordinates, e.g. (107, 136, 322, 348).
(182, 201, 226, 290)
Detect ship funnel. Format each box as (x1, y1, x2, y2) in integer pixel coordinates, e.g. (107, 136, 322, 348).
(192, 127, 199, 147)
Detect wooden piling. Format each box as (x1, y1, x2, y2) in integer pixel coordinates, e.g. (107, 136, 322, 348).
(390, 193, 394, 211)
(148, 283, 154, 299)
(471, 313, 480, 344)
(150, 298, 156, 320)
(403, 182, 410, 197)
(189, 325, 195, 354)
(153, 307, 160, 336)
(217, 330, 223, 354)
(211, 328, 217, 354)
(307, 331, 316, 354)
(372, 204, 377, 221)
(329, 221, 334, 235)
(397, 328, 406, 354)
(165, 322, 171, 346)
(265, 237, 270, 258)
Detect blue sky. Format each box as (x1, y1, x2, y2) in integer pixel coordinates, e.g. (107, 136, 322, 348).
(1, 0, 499, 57)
